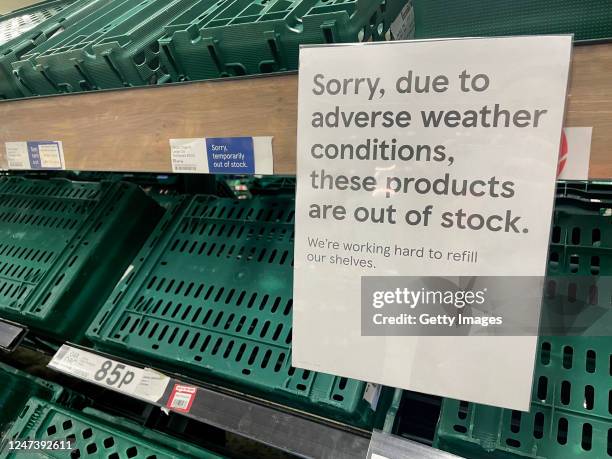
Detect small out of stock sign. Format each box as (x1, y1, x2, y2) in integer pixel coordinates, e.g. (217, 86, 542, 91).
(293, 36, 572, 411)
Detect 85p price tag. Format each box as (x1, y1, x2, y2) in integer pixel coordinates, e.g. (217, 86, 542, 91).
(94, 360, 137, 390)
(49, 345, 169, 403)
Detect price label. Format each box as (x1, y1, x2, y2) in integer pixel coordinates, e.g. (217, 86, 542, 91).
(93, 360, 136, 389)
(5, 141, 65, 170)
(49, 345, 169, 403)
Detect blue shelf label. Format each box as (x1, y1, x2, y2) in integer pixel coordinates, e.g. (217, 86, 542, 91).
(27, 141, 62, 169)
(205, 137, 255, 174)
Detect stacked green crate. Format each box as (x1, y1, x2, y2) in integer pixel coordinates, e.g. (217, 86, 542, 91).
(0, 397, 225, 458)
(159, 0, 411, 80)
(413, 0, 612, 42)
(87, 195, 383, 427)
(434, 185, 612, 458)
(0, 361, 65, 431)
(12, 0, 209, 95)
(0, 0, 113, 99)
(0, 0, 75, 47)
(0, 177, 162, 342)
(12, 0, 142, 94)
(7, 0, 412, 95)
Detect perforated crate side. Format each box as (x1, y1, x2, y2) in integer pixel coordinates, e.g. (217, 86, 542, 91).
(0, 177, 163, 341)
(556, 181, 612, 204)
(436, 337, 612, 459)
(160, 0, 410, 81)
(435, 196, 612, 458)
(14, 0, 208, 94)
(87, 195, 377, 427)
(13, 0, 154, 94)
(159, 0, 310, 80)
(0, 177, 107, 324)
(12, 0, 140, 95)
(1, 0, 115, 99)
(413, 0, 612, 42)
(0, 0, 74, 47)
(0, 397, 224, 458)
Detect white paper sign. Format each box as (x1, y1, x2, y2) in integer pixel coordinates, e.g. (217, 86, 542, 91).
(49, 345, 169, 403)
(558, 127, 592, 180)
(294, 36, 572, 410)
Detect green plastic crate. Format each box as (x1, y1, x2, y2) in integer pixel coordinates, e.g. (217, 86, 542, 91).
(9, 0, 412, 95)
(413, 0, 612, 42)
(249, 176, 296, 196)
(0, 0, 75, 47)
(0, 0, 114, 99)
(556, 181, 612, 207)
(556, 184, 598, 203)
(11, 0, 142, 95)
(0, 361, 65, 431)
(435, 189, 612, 459)
(436, 337, 612, 459)
(159, 0, 411, 80)
(0, 177, 163, 342)
(0, 397, 224, 458)
(550, 183, 612, 281)
(12, 0, 207, 95)
(87, 196, 381, 427)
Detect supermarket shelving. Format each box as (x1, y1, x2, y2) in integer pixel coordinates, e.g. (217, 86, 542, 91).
(12, 342, 401, 459)
(0, 2, 610, 457)
(2, 0, 408, 99)
(0, 184, 404, 458)
(0, 43, 611, 176)
(86, 195, 383, 428)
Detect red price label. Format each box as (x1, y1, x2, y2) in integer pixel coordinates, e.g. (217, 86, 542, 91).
(166, 384, 197, 413)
